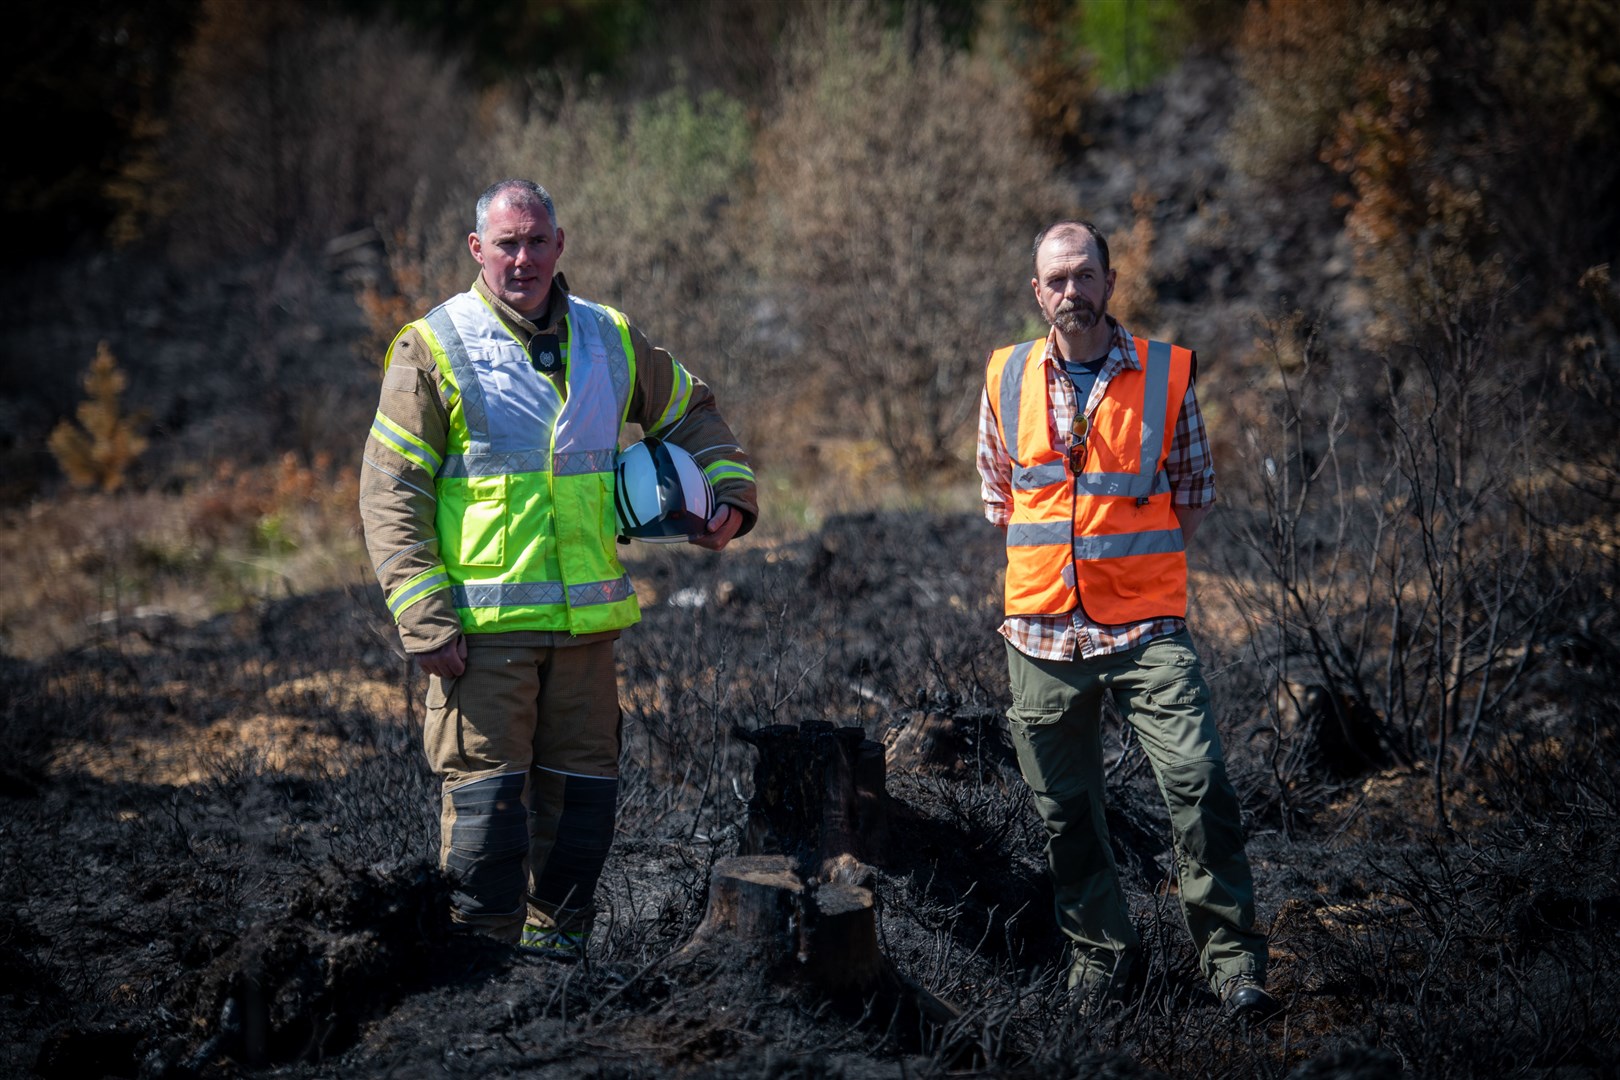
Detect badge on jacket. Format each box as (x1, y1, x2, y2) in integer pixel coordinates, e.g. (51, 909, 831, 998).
(531, 333, 561, 373)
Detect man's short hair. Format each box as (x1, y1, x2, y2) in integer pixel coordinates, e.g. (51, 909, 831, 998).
(1032, 220, 1109, 275)
(475, 179, 557, 236)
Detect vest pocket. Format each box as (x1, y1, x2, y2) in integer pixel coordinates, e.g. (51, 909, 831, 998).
(456, 475, 508, 568)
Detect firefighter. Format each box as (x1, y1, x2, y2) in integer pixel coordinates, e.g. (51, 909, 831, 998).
(360, 178, 756, 955)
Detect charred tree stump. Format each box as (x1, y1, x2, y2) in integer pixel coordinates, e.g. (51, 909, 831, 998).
(679, 855, 879, 990)
(882, 706, 1015, 778)
(678, 720, 977, 1058)
(799, 880, 884, 994)
(680, 855, 962, 1044)
(734, 720, 889, 876)
(680, 854, 802, 955)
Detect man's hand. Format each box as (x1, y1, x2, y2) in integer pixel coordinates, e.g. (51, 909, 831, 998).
(1174, 504, 1212, 546)
(689, 504, 741, 552)
(415, 635, 467, 678)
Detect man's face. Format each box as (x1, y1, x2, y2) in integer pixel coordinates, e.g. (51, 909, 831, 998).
(468, 197, 564, 316)
(1032, 230, 1115, 336)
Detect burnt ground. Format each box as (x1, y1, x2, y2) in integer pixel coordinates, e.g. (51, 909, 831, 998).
(4, 511, 1619, 1080)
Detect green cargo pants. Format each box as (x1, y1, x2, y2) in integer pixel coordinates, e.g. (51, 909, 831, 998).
(1004, 631, 1266, 996)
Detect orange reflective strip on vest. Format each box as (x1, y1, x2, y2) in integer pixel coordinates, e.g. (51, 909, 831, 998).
(988, 335, 1195, 623)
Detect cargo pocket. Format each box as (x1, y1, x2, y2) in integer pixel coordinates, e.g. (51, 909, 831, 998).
(1005, 705, 1066, 793)
(1133, 635, 1220, 762)
(1007, 703, 1065, 728)
(594, 472, 617, 546)
(551, 471, 612, 558)
(422, 672, 466, 774)
(455, 474, 508, 568)
(1138, 636, 1207, 710)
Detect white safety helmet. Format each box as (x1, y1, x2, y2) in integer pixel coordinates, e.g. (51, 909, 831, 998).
(613, 436, 717, 544)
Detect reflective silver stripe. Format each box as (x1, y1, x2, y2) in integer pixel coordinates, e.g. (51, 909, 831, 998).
(1013, 461, 1067, 490)
(1073, 528, 1185, 561)
(370, 417, 441, 470)
(451, 581, 567, 608)
(534, 764, 617, 780)
(568, 575, 633, 607)
(560, 297, 632, 449)
(554, 449, 615, 476)
(449, 575, 634, 609)
(1006, 521, 1072, 547)
(389, 570, 449, 615)
(1138, 340, 1172, 476)
(997, 340, 1037, 457)
(363, 457, 435, 500)
(1010, 339, 1175, 498)
(1016, 465, 1168, 497)
(439, 449, 552, 479)
(1073, 470, 1171, 498)
(376, 537, 435, 573)
(425, 306, 493, 455)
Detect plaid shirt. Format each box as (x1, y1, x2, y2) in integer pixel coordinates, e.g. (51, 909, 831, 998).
(976, 319, 1215, 661)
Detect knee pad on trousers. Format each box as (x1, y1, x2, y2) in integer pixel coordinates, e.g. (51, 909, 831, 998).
(444, 771, 528, 918)
(532, 773, 618, 914)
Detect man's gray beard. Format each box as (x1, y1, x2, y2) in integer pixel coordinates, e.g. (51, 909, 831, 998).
(1049, 301, 1100, 335)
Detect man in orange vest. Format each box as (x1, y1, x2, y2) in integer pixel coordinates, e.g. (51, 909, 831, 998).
(977, 220, 1278, 1022)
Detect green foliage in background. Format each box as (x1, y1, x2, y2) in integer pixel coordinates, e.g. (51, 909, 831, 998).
(617, 85, 754, 234)
(509, 78, 753, 294)
(753, 4, 1071, 486)
(483, 78, 757, 419)
(1076, 0, 1192, 92)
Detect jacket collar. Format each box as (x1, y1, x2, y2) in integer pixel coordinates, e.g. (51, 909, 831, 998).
(472, 273, 571, 337)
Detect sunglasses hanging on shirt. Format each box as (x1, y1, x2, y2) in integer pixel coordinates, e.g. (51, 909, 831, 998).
(1068, 415, 1089, 472)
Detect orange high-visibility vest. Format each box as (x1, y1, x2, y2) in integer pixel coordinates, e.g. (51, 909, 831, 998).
(984, 335, 1195, 623)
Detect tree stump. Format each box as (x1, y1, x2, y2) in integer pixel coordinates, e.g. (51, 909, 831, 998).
(799, 880, 884, 994)
(680, 723, 969, 1053)
(882, 706, 1015, 778)
(734, 720, 890, 876)
(681, 855, 961, 1037)
(680, 854, 802, 955)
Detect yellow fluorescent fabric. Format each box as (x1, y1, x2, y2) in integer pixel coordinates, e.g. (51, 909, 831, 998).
(412, 292, 639, 635)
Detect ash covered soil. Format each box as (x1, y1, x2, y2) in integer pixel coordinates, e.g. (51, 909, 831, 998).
(5, 511, 1619, 1080)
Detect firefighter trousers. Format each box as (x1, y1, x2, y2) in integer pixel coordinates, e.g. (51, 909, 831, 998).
(424, 639, 621, 949)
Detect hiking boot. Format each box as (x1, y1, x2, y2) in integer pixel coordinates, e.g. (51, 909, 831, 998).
(518, 923, 588, 962)
(1220, 974, 1281, 1023)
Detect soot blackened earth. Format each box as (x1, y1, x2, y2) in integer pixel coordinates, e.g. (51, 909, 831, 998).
(5, 518, 1619, 1080)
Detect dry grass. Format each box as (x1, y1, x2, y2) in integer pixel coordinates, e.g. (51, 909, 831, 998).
(0, 454, 365, 662)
